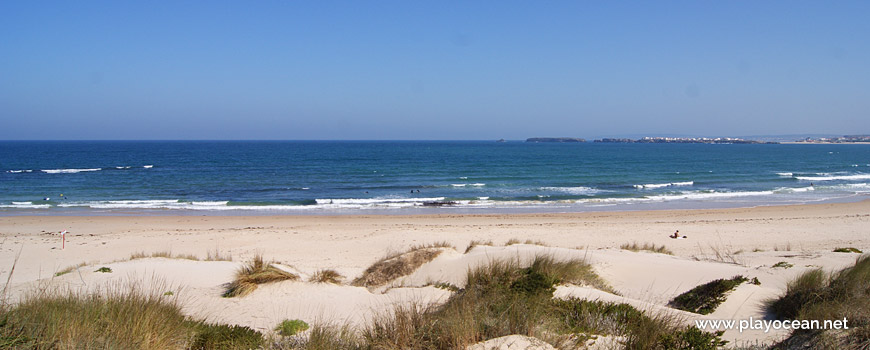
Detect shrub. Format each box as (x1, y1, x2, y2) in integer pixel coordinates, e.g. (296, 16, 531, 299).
(834, 247, 863, 253)
(772, 261, 794, 269)
(275, 319, 310, 337)
(189, 322, 264, 349)
(95, 267, 112, 273)
(669, 275, 748, 315)
(223, 255, 299, 297)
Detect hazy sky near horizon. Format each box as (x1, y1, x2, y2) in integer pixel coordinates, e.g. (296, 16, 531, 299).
(1, 1, 868, 140)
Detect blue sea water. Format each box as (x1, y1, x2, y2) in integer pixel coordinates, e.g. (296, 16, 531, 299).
(2, 141, 869, 215)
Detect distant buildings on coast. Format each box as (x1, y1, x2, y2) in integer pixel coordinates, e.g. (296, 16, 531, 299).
(794, 135, 870, 144)
(525, 137, 775, 144)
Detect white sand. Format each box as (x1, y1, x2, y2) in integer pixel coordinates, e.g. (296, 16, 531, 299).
(1, 199, 868, 345)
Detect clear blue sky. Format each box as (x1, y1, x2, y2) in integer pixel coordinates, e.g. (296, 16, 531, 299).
(1, 1, 868, 140)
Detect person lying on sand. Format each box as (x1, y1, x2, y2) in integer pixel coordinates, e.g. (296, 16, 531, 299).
(670, 230, 687, 239)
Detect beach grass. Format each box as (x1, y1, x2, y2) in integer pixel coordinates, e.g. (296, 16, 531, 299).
(297, 254, 724, 349)
(0, 283, 192, 349)
(464, 239, 494, 253)
(768, 255, 870, 349)
(54, 262, 87, 277)
(309, 269, 344, 284)
(223, 255, 299, 297)
(620, 241, 674, 255)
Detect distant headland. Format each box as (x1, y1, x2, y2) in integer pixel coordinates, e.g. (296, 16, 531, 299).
(789, 135, 870, 144)
(525, 137, 586, 143)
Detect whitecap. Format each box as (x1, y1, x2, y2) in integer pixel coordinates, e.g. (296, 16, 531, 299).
(42, 168, 101, 174)
(795, 174, 870, 181)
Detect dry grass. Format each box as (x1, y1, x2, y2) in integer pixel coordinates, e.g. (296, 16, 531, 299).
(310, 269, 344, 284)
(223, 255, 299, 297)
(130, 250, 200, 261)
(0, 282, 192, 349)
(693, 243, 745, 265)
(464, 239, 494, 253)
(620, 242, 674, 255)
(504, 238, 549, 246)
(54, 262, 87, 277)
(206, 247, 233, 261)
(351, 246, 450, 289)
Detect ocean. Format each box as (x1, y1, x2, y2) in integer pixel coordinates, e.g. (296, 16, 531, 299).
(2, 141, 869, 215)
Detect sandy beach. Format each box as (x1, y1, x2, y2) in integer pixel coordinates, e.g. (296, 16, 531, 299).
(1, 199, 869, 346)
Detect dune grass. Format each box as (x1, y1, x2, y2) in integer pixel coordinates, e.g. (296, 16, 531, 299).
(223, 255, 299, 297)
(54, 262, 87, 277)
(309, 269, 344, 284)
(669, 275, 748, 315)
(0, 283, 192, 349)
(331, 255, 723, 349)
(504, 238, 548, 246)
(464, 239, 494, 253)
(768, 255, 870, 349)
(351, 245, 452, 289)
(620, 242, 674, 255)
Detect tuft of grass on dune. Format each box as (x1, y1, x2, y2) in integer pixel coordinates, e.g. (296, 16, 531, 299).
(504, 238, 549, 246)
(223, 255, 299, 298)
(351, 244, 452, 289)
(768, 255, 870, 349)
(309, 269, 344, 284)
(620, 241, 675, 255)
(464, 239, 494, 253)
(54, 262, 87, 277)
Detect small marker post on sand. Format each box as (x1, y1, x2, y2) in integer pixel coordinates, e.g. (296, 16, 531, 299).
(60, 230, 67, 249)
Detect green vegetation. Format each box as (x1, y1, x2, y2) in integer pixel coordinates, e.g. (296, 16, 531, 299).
(0, 285, 193, 349)
(834, 247, 863, 253)
(188, 322, 263, 349)
(351, 245, 451, 288)
(772, 261, 794, 269)
(769, 255, 870, 349)
(275, 319, 310, 337)
(669, 275, 748, 315)
(309, 269, 344, 284)
(95, 266, 112, 273)
(223, 255, 299, 298)
(283, 255, 724, 349)
(620, 242, 674, 255)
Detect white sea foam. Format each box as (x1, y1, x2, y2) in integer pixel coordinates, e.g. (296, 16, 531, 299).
(470, 183, 485, 186)
(115, 166, 132, 169)
(1, 202, 50, 209)
(451, 184, 467, 187)
(459, 176, 468, 179)
(42, 168, 102, 174)
(6, 170, 33, 173)
(795, 174, 870, 181)
(541, 186, 602, 195)
(315, 197, 446, 205)
(633, 181, 693, 189)
(143, 165, 154, 168)
(777, 172, 793, 177)
(191, 201, 229, 206)
(776, 186, 815, 193)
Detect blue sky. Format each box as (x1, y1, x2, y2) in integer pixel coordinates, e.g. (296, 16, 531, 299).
(1, 1, 868, 140)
